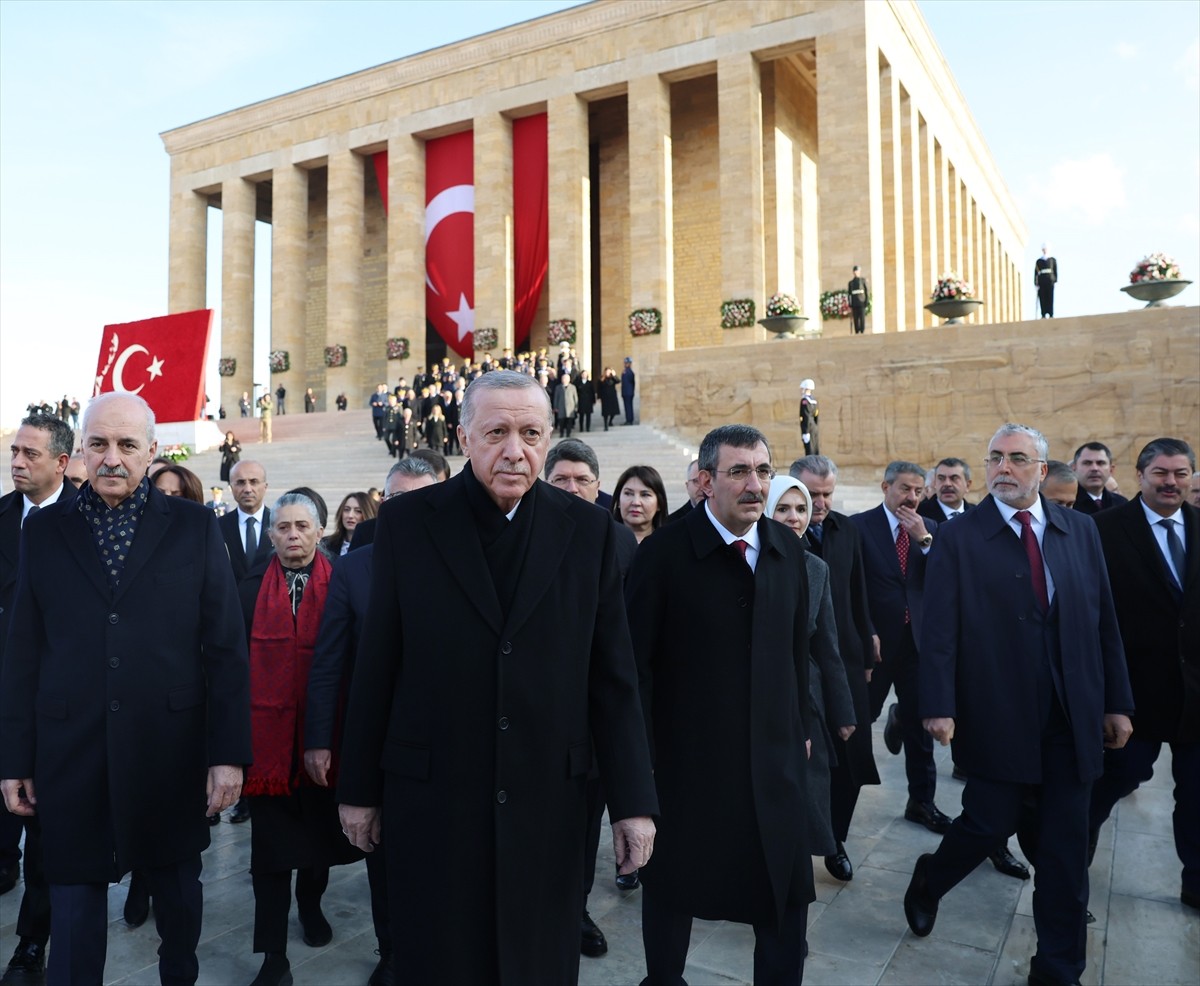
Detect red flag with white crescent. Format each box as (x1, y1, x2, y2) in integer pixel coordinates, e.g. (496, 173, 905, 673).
(93, 310, 213, 423)
(425, 131, 475, 358)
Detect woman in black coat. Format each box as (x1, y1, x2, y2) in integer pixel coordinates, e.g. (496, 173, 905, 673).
(598, 367, 620, 431)
(219, 431, 241, 484)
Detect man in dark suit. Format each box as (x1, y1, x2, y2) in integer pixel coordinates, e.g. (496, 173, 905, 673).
(790, 454, 880, 883)
(620, 356, 636, 425)
(1071, 442, 1128, 514)
(917, 457, 974, 523)
(906, 423, 1133, 986)
(628, 425, 814, 985)
(219, 460, 273, 584)
(852, 462, 950, 834)
(0, 413, 76, 983)
(0, 393, 251, 986)
(664, 459, 703, 525)
(337, 371, 657, 985)
(1090, 438, 1199, 910)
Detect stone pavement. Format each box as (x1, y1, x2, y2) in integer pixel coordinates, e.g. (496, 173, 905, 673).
(1, 415, 1196, 984)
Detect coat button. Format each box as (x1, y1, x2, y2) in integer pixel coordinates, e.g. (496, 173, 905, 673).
(498, 716, 510, 730)
(496, 790, 507, 804)
(109, 700, 120, 711)
(501, 642, 512, 655)
(108, 613, 119, 624)
(109, 658, 119, 669)
(738, 597, 748, 608)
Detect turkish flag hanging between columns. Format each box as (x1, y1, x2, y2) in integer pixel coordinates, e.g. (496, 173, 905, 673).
(425, 131, 476, 359)
(93, 310, 213, 423)
(512, 114, 548, 350)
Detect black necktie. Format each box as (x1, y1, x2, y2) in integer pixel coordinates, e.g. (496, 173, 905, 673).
(1158, 518, 1186, 588)
(245, 516, 258, 559)
(24, 504, 39, 528)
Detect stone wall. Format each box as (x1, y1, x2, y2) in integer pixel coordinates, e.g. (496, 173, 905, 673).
(639, 307, 1200, 486)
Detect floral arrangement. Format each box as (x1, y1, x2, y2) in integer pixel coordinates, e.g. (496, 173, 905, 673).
(819, 290, 872, 320)
(217, 358, 237, 377)
(765, 292, 801, 317)
(548, 319, 577, 345)
(628, 308, 662, 336)
(161, 443, 190, 463)
(386, 337, 410, 361)
(268, 350, 290, 374)
(1129, 252, 1181, 283)
(474, 327, 498, 351)
(720, 299, 755, 329)
(323, 345, 348, 368)
(930, 272, 974, 302)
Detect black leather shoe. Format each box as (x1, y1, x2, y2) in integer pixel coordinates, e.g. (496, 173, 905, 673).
(208, 811, 221, 827)
(0, 862, 18, 897)
(299, 905, 332, 947)
(990, 846, 1030, 880)
(367, 948, 396, 986)
(883, 702, 902, 755)
(581, 910, 608, 957)
(903, 854, 939, 937)
(1, 939, 46, 986)
(123, 871, 151, 929)
(249, 952, 293, 986)
(951, 765, 968, 781)
(1182, 887, 1200, 910)
(1028, 967, 1081, 986)
(615, 868, 640, 891)
(228, 798, 251, 824)
(824, 842, 853, 882)
(905, 798, 953, 834)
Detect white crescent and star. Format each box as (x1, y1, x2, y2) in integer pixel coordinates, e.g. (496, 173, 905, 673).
(111, 344, 165, 394)
(424, 184, 477, 344)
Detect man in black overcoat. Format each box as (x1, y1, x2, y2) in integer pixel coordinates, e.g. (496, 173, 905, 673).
(1090, 438, 1200, 910)
(1070, 442, 1128, 515)
(0, 393, 251, 986)
(628, 425, 814, 985)
(219, 460, 274, 583)
(337, 371, 657, 986)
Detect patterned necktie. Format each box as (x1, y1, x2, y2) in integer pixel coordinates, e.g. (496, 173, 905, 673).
(731, 539, 750, 570)
(809, 522, 823, 544)
(1015, 510, 1049, 612)
(1158, 518, 1187, 588)
(245, 516, 258, 559)
(895, 525, 910, 624)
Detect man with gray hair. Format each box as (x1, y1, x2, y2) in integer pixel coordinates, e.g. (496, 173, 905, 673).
(906, 423, 1133, 986)
(665, 459, 703, 525)
(1, 392, 251, 985)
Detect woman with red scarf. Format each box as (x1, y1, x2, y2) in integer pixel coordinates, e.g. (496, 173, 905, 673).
(237, 493, 362, 986)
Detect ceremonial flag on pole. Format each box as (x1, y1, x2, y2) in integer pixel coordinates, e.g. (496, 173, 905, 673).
(92, 310, 213, 423)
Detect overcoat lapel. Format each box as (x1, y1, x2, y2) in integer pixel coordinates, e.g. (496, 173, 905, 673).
(502, 483, 574, 639)
(113, 490, 171, 605)
(427, 479, 504, 635)
(58, 501, 110, 599)
(0, 495, 20, 578)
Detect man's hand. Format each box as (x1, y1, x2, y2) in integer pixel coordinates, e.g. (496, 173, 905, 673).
(1103, 714, 1133, 750)
(1, 778, 36, 816)
(895, 505, 929, 542)
(872, 635, 881, 664)
(304, 749, 332, 787)
(206, 765, 242, 817)
(923, 717, 955, 746)
(339, 804, 382, 853)
(612, 815, 655, 875)
(837, 724, 856, 740)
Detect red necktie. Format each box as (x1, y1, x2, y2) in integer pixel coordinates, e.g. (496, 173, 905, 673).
(731, 539, 750, 569)
(1015, 510, 1049, 612)
(895, 526, 910, 624)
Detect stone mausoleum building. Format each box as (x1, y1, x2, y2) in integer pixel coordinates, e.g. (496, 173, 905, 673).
(162, 0, 1026, 415)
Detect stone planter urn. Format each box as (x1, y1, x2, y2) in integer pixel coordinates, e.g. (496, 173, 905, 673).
(1120, 279, 1192, 308)
(758, 315, 810, 339)
(925, 298, 984, 324)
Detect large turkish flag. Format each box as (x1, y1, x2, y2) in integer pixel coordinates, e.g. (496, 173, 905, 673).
(425, 131, 475, 359)
(93, 310, 213, 423)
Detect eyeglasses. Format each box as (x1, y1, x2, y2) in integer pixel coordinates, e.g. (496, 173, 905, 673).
(549, 474, 598, 489)
(984, 453, 1045, 468)
(382, 490, 405, 501)
(714, 465, 775, 483)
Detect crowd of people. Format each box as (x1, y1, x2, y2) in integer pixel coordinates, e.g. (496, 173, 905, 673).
(1, 376, 1197, 986)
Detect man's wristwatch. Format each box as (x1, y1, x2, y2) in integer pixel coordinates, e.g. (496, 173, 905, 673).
(917, 533, 933, 548)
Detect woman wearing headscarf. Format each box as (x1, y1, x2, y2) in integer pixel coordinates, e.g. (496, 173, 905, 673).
(765, 475, 856, 859)
(238, 493, 363, 986)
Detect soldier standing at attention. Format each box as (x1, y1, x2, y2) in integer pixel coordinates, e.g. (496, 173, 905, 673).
(1035, 243, 1057, 317)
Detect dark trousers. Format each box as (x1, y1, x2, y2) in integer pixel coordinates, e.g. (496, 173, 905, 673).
(1089, 737, 1199, 895)
(372, 415, 385, 438)
(583, 776, 605, 899)
(251, 865, 329, 953)
(828, 761, 861, 845)
(579, 412, 592, 433)
(851, 306, 866, 334)
(14, 816, 51, 944)
(48, 854, 202, 986)
(0, 807, 21, 870)
(622, 396, 635, 424)
(640, 886, 807, 986)
(922, 712, 1088, 985)
(1038, 284, 1054, 317)
(868, 627, 936, 803)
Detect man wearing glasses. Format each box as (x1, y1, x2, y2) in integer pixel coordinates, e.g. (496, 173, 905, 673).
(626, 424, 815, 984)
(905, 423, 1133, 986)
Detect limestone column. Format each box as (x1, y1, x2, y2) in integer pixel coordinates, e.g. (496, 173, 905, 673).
(880, 65, 904, 333)
(964, 196, 976, 304)
(937, 144, 951, 276)
(271, 164, 308, 406)
(950, 173, 963, 277)
(548, 94, 591, 367)
(627, 73, 674, 356)
(220, 177, 255, 415)
(982, 218, 993, 324)
(718, 52, 766, 345)
(168, 181, 207, 314)
(387, 132, 425, 387)
(326, 147, 364, 402)
(921, 117, 936, 328)
(903, 92, 924, 331)
(474, 113, 513, 357)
